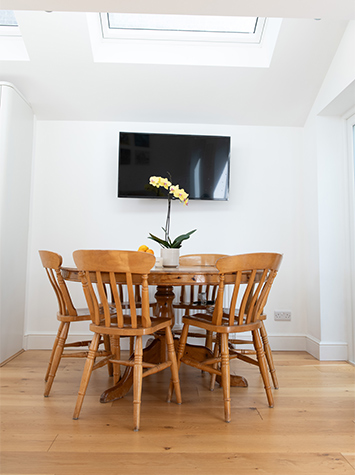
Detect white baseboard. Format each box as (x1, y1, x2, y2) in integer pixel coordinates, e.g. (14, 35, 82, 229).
(268, 335, 307, 351)
(23, 333, 349, 361)
(305, 335, 348, 361)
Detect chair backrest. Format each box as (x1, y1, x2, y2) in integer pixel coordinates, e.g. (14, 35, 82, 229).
(73, 250, 156, 329)
(178, 254, 227, 304)
(39, 250, 78, 316)
(213, 253, 283, 326)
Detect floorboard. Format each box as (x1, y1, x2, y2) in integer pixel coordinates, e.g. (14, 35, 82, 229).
(0, 350, 354, 474)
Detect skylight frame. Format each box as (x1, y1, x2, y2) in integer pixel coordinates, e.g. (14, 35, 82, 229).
(87, 14, 282, 68)
(100, 13, 266, 44)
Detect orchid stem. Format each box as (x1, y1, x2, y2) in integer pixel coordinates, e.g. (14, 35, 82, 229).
(165, 194, 171, 243)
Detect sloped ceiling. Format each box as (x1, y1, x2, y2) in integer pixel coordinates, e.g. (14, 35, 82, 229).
(0, 0, 353, 125)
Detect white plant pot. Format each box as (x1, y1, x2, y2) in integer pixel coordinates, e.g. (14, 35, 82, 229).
(161, 248, 180, 268)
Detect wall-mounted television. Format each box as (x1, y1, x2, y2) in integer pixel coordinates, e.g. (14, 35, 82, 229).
(117, 132, 230, 201)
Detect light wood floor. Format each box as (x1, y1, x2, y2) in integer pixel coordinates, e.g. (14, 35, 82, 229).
(0, 350, 354, 474)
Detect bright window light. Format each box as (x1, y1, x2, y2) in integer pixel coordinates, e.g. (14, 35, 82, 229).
(0, 10, 17, 26)
(0, 10, 20, 36)
(101, 13, 265, 43)
(107, 13, 258, 34)
(0, 10, 29, 59)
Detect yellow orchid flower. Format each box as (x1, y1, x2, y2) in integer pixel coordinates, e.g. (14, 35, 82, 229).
(170, 184, 180, 198)
(149, 176, 160, 187)
(159, 177, 171, 189)
(176, 188, 189, 203)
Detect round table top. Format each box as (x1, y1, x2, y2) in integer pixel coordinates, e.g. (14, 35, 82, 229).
(61, 265, 221, 286)
(59, 265, 254, 287)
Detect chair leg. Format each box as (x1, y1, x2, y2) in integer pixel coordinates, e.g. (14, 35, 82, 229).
(260, 322, 279, 389)
(73, 333, 101, 420)
(44, 322, 70, 397)
(177, 323, 189, 365)
(209, 333, 220, 391)
(168, 323, 189, 400)
(103, 334, 113, 377)
(165, 326, 182, 404)
(133, 336, 143, 431)
(129, 336, 135, 356)
(205, 330, 213, 351)
(45, 321, 65, 382)
(252, 329, 274, 408)
(110, 336, 121, 384)
(221, 333, 231, 423)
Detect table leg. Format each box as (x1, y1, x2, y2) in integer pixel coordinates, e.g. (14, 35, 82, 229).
(153, 285, 175, 325)
(153, 285, 176, 362)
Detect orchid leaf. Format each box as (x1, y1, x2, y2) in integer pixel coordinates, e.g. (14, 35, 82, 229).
(170, 229, 197, 248)
(148, 229, 196, 249)
(148, 233, 170, 249)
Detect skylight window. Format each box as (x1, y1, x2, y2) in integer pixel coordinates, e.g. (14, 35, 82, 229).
(108, 13, 258, 34)
(0, 10, 19, 36)
(0, 10, 17, 26)
(100, 13, 265, 43)
(0, 10, 29, 60)
(87, 13, 282, 67)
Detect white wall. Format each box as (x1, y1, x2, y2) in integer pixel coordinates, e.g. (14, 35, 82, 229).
(303, 21, 355, 362)
(25, 121, 305, 350)
(0, 83, 34, 363)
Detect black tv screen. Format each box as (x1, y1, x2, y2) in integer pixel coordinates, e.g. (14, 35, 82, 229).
(117, 132, 230, 201)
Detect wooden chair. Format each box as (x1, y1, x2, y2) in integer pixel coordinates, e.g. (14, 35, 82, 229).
(176, 253, 279, 389)
(39, 250, 113, 397)
(72, 249, 182, 431)
(171, 252, 282, 423)
(174, 254, 227, 349)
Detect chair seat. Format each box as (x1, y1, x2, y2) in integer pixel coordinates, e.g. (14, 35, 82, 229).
(90, 316, 173, 337)
(183, 314, 261, 334)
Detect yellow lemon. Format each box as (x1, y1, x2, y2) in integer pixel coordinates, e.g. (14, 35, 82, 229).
(146, 249, 154, 255)
(138, 245, 149, 252)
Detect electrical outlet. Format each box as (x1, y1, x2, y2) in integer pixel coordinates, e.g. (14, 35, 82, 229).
(274, 311, 291, 321)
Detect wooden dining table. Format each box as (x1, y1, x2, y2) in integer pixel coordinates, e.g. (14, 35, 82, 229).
(61, 264, 250, 402)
